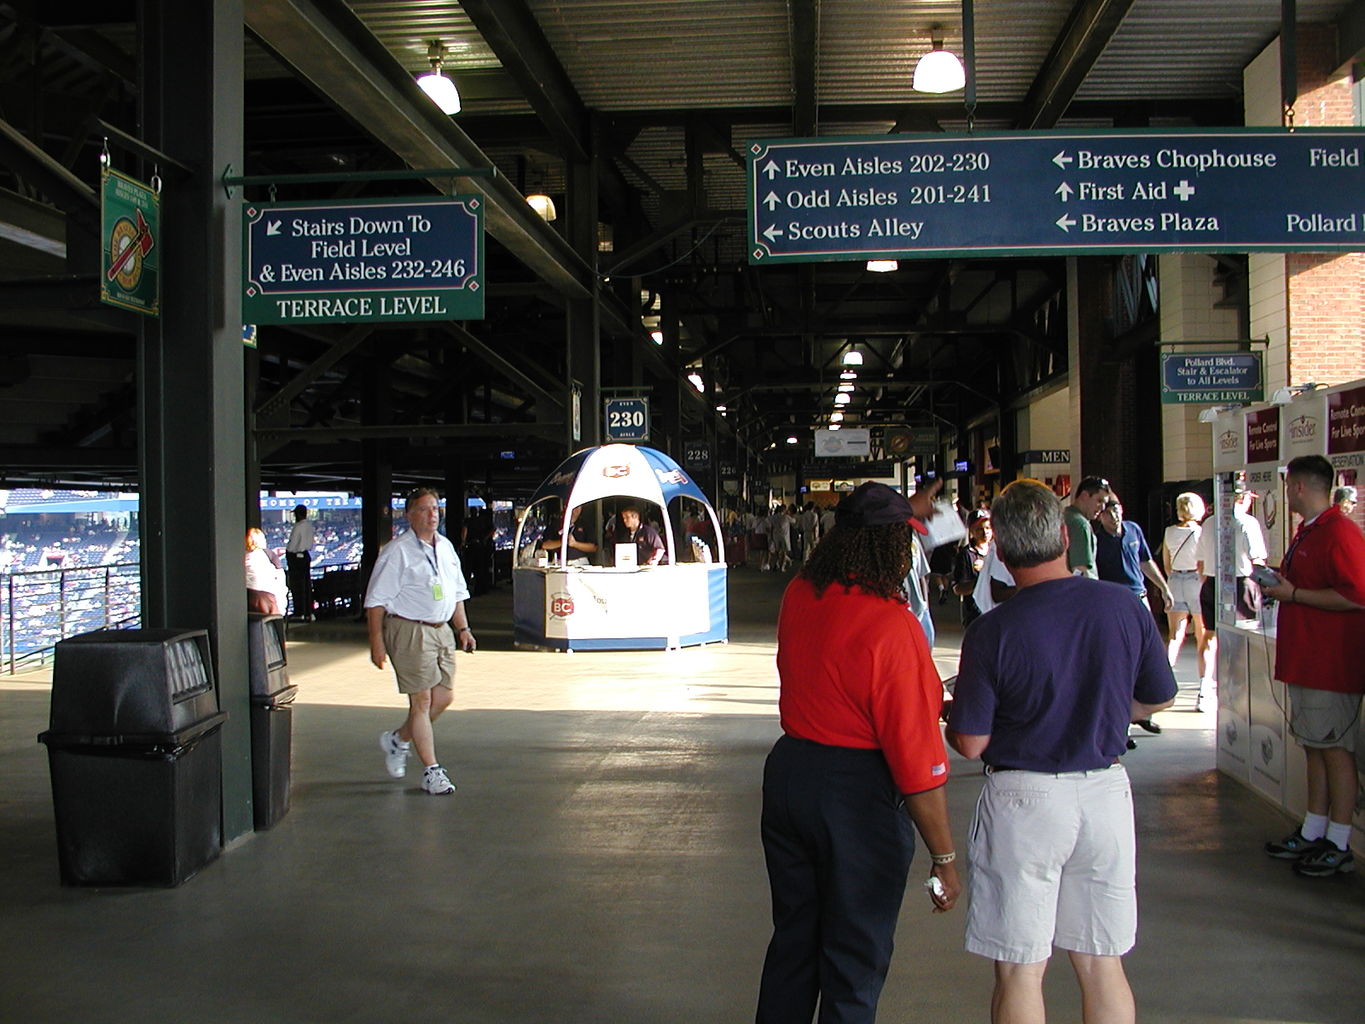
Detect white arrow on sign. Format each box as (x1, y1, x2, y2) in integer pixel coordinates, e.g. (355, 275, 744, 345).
(763, 160, 780, 180)
(1052, 151, 1074, 169)
(1055, 214, 1077, 232)
(1055, 182, 1074, 202)
(762, 224, 784, 242)
(265, 220, 282, 236)
(763, 192, 782, 211)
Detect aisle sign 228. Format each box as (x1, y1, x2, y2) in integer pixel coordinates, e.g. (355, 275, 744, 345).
(604, 397, 650, 441)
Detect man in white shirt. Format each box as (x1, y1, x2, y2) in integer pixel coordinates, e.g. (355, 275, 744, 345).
(365, 489, 476, 796)
(1233, 487, 1269, 620)
(285, 504, 316, 621)
(971, 541, 1016, 617)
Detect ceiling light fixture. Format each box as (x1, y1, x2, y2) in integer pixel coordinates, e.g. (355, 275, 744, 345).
(525, 193, 557, 221)
(830, 411, 844, 422)
(837, 383, 854, 393)
(417, 41, 461, 115)
(687, 372, 705, 393)
(835, 393, 851, 406)
(840, 370, 858, 380)
(786, 435, 799, 445)
(650, 330, 664, 345)
(866, 259, 899, 272)
(912, 28, 965, 94)
(841, 349, 864, 367)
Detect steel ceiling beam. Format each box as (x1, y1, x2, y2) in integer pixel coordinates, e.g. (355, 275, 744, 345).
(243, 0, 593, 300)
(789, 0, 819, 137)
(457, 0, 589, 163)
(1014, 0, 1140, 130)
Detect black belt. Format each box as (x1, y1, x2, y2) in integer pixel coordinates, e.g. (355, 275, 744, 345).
(389, 614, 448, 628)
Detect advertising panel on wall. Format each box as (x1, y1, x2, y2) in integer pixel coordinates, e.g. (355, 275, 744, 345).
(1215, 631, 1251, 783)
(1244, 407, 1284, 565)
(1247, 637, 1286, 804)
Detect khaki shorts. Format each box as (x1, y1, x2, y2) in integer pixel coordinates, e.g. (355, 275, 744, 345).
(966, 764, 1136, 964)
(382, 616, 456, 694)
(1287, 685, 1362, 751)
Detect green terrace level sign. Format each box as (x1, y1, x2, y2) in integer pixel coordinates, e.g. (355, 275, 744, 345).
(748, 128, 1365, 263)
(243, 196, 483, 324)
(1160, 352, 1263, 404)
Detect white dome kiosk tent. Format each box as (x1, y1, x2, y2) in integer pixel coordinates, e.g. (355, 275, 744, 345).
(512, 444, 728, 651)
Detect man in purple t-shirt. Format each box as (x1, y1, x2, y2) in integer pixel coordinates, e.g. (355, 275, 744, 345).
(947, 479, 1176, 1024)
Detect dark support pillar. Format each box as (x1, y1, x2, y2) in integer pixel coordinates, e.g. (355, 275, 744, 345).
(565, 119, 601, 452)
(138, 0, 251, 840)
(659, 289, 681, 455)
(1067, 257, 1114, 479)
(360, 354, 393, 593)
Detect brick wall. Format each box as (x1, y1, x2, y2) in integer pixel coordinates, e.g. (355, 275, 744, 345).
(1284, 25, 1365, 387)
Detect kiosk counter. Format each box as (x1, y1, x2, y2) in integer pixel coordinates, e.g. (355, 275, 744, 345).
(512, 444, 728, 652)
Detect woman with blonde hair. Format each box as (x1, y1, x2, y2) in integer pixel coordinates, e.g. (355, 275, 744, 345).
(245, 527, 287, 615)
(1162, 492, 1208, 685)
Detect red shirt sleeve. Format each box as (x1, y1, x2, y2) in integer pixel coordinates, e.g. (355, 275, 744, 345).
(866, 615, 949, 794)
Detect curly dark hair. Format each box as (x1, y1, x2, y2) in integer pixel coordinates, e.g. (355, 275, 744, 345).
(801, 521, 912, 601)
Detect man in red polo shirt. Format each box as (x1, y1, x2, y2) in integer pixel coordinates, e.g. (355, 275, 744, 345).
(756, 481, 959, 1024)
(1260, 455, 1365, 877)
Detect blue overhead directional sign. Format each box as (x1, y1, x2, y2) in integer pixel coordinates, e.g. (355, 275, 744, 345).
(604, 397, 650, 441)
(748, 129, 1365, 263)
(243, 196, 483, 324)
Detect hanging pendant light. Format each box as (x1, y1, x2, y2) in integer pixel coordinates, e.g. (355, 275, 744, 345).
(913, 29, 965, 94)
(417, 41, 461, 115)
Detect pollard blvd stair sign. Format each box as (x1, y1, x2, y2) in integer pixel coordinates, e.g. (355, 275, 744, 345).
(749, 128, 1365, 263)
(243, 196, 483, 324)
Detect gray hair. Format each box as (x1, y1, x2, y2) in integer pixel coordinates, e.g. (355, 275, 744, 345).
(1334, 485, 1357, 505)
(992, 479, 1066, 569)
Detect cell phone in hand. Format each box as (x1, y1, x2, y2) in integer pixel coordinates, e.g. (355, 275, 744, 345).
(1251, 565, 1281, 589)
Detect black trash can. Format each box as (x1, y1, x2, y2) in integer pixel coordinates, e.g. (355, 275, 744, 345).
(37, 629, 226, 887)
(247, 614, 296, 830)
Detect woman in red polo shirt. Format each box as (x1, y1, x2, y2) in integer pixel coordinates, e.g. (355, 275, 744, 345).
(756, 481, 960, 1024)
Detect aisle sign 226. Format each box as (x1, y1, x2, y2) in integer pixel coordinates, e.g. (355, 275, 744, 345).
(604, 398, 649, 441)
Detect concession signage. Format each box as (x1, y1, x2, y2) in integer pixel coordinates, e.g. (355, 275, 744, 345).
(748, 129, 1365, 263)
(1245, 408, 1280, 463)
(243, 196, 483, 324)
(1327, 383, 1365, 454)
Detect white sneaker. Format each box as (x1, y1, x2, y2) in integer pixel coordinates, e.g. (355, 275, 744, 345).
(380, 730, 410, 779)
(421, 764, 456, 795)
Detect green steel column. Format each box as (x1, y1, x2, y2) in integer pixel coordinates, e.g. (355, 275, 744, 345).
(137, 0, 252, 839)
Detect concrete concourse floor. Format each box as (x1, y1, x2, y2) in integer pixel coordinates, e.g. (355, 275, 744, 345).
(2, 567, 1363, 1024)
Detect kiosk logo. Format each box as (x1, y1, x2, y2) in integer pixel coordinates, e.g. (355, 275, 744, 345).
(602, 463, 632, 479)
(550, 593, 575, 618)
(1218, 429, 1238, 453)
(1288, 413, 1319, 441)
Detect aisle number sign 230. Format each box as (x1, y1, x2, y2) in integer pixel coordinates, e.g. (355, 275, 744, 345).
(604, 398, 649, 441)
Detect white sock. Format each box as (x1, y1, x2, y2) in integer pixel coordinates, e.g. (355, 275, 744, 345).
(1325, 820, 1352, 851)
(1301, 812, 1328, 841)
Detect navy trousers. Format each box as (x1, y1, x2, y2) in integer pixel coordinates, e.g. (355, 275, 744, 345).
(756, 734, 916, 1024)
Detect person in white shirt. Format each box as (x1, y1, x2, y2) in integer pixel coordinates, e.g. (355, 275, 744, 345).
(365, 489, 475, 796)
(971, 540, 1016, 617)
(1232, 487, 1269, 620)
(285, 504, 316, 621)
(1162, 492, 1206, 675)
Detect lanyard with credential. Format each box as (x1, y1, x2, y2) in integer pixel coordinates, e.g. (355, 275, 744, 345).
(415, 531, 445, 601)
